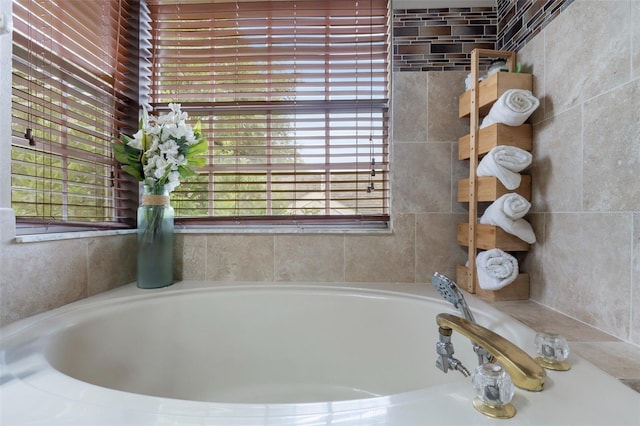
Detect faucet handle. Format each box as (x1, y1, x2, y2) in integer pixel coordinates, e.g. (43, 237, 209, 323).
(472, 363, 516, 419)
(535, 332, 571, 371)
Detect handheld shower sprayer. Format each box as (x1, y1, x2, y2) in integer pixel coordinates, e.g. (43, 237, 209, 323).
(432, 272, 475, 322)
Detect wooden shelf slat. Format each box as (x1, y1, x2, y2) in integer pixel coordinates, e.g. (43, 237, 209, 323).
(457, 223, 530, 251)
(458, 123, 532, 160)
(457, 175, 531, 202)
(459, 72, 533, 118)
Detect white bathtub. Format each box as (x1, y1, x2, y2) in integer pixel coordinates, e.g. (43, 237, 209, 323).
(1, 282, 638, 425)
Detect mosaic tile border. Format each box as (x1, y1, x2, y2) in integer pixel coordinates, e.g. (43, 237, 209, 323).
(497, 0, 575, 51)
(393, 7, 497, 71)
(392, 0, 575, 72)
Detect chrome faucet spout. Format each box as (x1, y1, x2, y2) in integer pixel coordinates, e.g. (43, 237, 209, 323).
(436, 313, 546, 392)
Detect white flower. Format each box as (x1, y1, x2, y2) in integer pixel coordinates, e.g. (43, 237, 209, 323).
(166, 171, 181, 192)
(159, 140, 179, 158)
(174, 154, 187, 166)
(129, 130, 144, 150)
(154, 157, 170, 179)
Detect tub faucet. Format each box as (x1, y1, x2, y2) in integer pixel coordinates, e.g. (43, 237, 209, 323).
(432, 273, 494, 365)
(436, 313, 546, 392)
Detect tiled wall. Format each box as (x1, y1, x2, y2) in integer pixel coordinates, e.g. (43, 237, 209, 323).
(393, 7, 496, 71)
(497, 0, 575, 51)
(516, 0, 639, 344)
(391, 0, 639, 347)
(0, 209, 138, 324)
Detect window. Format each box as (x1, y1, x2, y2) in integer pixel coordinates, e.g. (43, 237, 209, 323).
(147, 0, 390, 226)
(11, 0, 141, 232)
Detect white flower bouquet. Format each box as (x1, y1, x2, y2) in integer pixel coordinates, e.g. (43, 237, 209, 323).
(113, 103, 208, 193)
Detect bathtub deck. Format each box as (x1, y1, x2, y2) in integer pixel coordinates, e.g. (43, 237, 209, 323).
(492, 300, 640, 393)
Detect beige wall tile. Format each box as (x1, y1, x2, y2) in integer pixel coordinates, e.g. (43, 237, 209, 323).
(205, 234, 274, 282)
(1, 240, 88, 325)
(344, 214, 415, 282)
(451, 145, 469, 214)
(632, 213, 640, 345)
(392, 142, 452, 214)
(522, 213, 545, 302)
(87, 235, 136, 295)
(274, 235, 344, 282)
(583, 79, 640, 211)
(544, 0, 631, 117)
(392, 72, 429, 141)
(427, 71, 469, 142)
(415, 213, 466, 282)
(531, 106, 583, 212)
(543, 213, 632, 339)
(175, 234, 207, 280)
(516, 30, 546, 124)
(0, 208, 15, 292)
(632, 0, 640, 79)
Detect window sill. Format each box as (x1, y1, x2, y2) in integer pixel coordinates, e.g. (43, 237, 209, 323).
(14, 223, 391, 243)
(15, 229, 137, 244)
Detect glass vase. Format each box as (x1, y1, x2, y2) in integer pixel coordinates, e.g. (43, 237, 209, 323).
(137, 184, 174, 289)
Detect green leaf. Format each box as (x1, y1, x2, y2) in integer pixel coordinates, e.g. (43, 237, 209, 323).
(112, 142, 125, 155)
(112, 143, 132, 165)
(113, 149, 131, 165)
(122, 164, 144, 181)
(188, 157, 206, 168)
(122, 144, 142, 164)
(187, 139, 208, 156)
(178, 164, 197, 177)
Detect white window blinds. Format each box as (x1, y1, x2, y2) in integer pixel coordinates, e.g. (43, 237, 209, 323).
(11, 0, 141, 231)
(147, 0, 390, 225)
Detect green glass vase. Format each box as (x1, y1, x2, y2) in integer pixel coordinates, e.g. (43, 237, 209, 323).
(137, 184, 174, 289)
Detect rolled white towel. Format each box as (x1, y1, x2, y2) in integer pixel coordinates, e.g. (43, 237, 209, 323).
(499, 192, 531, 220)
(480, 89, 540, 129)
(477, 145, 532, 190)
(480, 193, 536, 244)
(476, 248, 519, 291)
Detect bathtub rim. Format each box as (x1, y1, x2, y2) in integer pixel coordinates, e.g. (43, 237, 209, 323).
(1, 280, 506, 342)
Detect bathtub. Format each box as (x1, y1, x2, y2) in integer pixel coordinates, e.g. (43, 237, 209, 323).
(1, 281, 638, 425)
